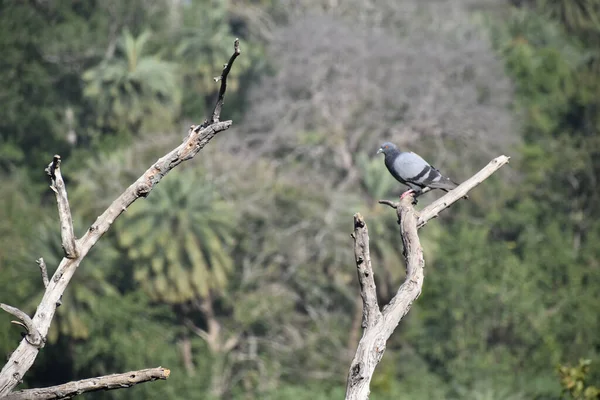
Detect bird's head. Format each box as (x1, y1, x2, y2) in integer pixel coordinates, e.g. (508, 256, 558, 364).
(376, 142, 397, 155)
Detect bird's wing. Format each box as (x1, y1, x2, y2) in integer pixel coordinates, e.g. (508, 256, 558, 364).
(394, 152, 457, 190)
(393, 152, 433, 187)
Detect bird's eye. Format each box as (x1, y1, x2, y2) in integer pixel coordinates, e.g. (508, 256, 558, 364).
(384, 145, 388, 149)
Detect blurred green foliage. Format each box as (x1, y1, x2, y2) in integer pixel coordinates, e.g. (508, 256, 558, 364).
(559, 359, 600, 399)
(116, 168, 236, 303)
(0, 0, 599, 399)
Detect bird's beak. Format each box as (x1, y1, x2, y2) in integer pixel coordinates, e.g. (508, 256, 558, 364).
(376, 148, 383, 155)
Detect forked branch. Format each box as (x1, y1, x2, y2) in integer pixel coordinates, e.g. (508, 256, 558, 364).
(0, 40, 242, 397)
(346, 155, 509, 400)
(0, 304, 42, 348)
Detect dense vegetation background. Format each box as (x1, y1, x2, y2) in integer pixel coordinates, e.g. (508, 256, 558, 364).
(0, 0, 599, 398)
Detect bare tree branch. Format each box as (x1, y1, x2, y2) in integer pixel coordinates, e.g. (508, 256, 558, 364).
(36, 258, 49, 289)
(347, 155, 509, 399)
(3, 367, 170, 400)
(208, 38, 241, 126)
(417, 155, 510, 227)
(45, 155, 78, 259)
(346, 196, 420, 399)
(0, 305, 42, 348)
(0, 40, 242, 396)
(351, 214, 381, 329)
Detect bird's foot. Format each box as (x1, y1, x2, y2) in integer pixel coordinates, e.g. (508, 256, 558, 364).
(400, 190, 419, 205)
(400, 190, 414, 200)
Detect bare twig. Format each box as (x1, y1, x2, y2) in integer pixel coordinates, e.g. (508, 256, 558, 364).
(0, 305, 42, 348)
(351, 213, 381, 329)
(348, 155, 509, 399)
(207, 38, 241, 126)
(36, 257, 62, 307)
(45, 155, 78, 259)
(0, 40, 241, 396)
(3, 367, 170, 400)
(36, 258, 49, 288)
(377, 199, 397, 209)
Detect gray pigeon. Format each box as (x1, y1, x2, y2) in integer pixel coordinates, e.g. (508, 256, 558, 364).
(377, 142, 460, 199)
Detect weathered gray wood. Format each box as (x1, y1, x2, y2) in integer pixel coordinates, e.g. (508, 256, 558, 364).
(346, 155, 510, 399)
(3, 367, 170, 400)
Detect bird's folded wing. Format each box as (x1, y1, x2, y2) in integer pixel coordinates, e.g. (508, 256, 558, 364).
(393, 152, 436, 184)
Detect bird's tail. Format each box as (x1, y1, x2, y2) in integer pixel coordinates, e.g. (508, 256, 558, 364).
(428, 177, 458, 191)
(430, 178, 469, 199)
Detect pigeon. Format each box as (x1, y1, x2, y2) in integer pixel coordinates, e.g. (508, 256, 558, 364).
(376, 142, 461, 199)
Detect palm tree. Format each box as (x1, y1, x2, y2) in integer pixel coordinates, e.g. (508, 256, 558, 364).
(537, 0, 600, 35)
(83, 29, 180, 134)
(115, 167, 237, 384)
(116, 168, 236, 305)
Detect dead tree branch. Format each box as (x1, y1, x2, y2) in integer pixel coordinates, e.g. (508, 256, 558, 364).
(0, 40, 241, 396)
(351, 214, 381, 329)
(45, 155, 78, 259)
(346, 155, 509, 400)
(209, 38, 241, 125)
(2, 367, 170, 400)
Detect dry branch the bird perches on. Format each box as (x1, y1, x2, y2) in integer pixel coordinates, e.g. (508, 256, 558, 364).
(345, 155, 510, 400)
(0, 39, 241, 398)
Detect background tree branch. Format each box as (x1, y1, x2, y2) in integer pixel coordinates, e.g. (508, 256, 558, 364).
(346, 155, 509, 400)
(2, 367, 170, 400)
(0, 40, 241, 397)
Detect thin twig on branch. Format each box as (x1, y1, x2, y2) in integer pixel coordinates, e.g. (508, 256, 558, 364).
(2, 367, 170, 400)
(36, 258, 49, 288)
(205, 38, 241, 128)
(45, 155, 78, 259)
(346, 155, 509, 400)
(36, 258, 62, 307)
(0, 39, 242, 396)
